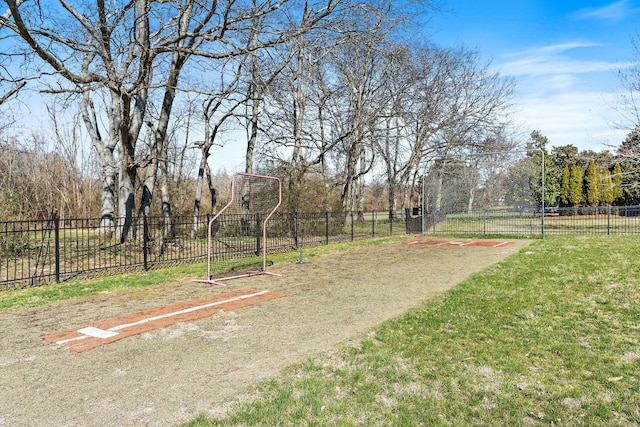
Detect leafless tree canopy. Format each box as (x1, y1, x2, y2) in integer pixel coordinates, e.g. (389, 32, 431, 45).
(0, 0, 525, 225)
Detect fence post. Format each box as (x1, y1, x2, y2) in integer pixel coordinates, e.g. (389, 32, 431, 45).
(325, 211, 330, 244)
(53, 210, 60, 283)
(607, 205, 611, 235)
(143, 214, 149, 271)
(255, 213, 262, 256)
(483, 210, 487, 235)
(351, 211, 354, 241)
(372, 211, 375, 236)
(294, 212, 299, 248)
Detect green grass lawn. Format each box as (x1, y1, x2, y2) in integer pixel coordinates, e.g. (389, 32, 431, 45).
(2, 234, 638, 425)
(185, 235, 640, 426)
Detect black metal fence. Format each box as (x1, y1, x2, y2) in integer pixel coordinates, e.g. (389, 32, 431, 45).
(6, 206, 640, 290)
(542, 206, 640, 235)
(413, 205, 640, 236)
(0, 211, 404, 290)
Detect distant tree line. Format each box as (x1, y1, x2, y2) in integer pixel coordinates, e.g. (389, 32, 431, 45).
(506, 129, 640, 212)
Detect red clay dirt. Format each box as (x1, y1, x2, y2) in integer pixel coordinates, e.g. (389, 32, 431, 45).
(41, 289, 287, 353)
(405, 239, 515, 247)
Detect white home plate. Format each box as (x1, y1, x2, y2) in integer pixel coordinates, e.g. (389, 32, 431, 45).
(77, 326, 119, 339)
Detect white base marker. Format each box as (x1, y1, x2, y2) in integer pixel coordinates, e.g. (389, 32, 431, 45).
(77, 326, 120, 339)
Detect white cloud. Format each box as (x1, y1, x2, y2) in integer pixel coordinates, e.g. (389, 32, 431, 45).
(522, 42, 602, 55)
(495, 42, 632, 150)
(516, 91, 628, 150)
(572, 0, 640, 24)
(496, 45, 627, 138)
(499, 43, 621, 78)
(501, 57, 617, 78)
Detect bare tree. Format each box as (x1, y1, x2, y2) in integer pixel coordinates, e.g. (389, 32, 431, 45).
(376, 44, 515, 218)
(255, 29, 332, 205)
(0, 1, 26, 106)
(4, 0, 342, 239)
(48, 102, 98, 218)
(141, 0, 343, 226)
(331, 22, 402, 218)
(0, 1, 28, 136)
(5, 0, 152, 237)
(614, 35, 640, 131)
(4, 0, 519, 224)
(258, 5, 400, 215)
(370, 43, 423, 220)
(0, 131, 91, 219)
(191, 60, 247, 237)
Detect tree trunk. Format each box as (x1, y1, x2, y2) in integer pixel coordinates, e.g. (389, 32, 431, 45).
(118, 161, 136, 242)
(356, 150, 366, 222)
(435, 172, 443, 213)
(206, 162, 217, 213)
(159, 155, 172, 237)
(139, 124, 158, 221)
(341, 166, 356, 214)
(99, 163, 117, 234)
(246, 82, 260, 174)
(387, 181, 396, 221)
(192, 154, 207, 238)
(80, 93, 118, 236)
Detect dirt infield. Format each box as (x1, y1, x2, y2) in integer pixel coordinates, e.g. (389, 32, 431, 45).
(0, 238, 530, 426)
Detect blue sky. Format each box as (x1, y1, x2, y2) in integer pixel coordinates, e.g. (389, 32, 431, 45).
(7, 1, 638, 169)
(429, 0, 640, 152)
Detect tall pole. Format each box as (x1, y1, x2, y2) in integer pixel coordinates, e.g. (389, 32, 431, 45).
(541, 148, 545, 238)
(421, 173, 425, 235)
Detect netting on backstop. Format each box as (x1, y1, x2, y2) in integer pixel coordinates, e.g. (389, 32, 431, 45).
(406, 151, 543, 235)
(194, 172, 282, 285)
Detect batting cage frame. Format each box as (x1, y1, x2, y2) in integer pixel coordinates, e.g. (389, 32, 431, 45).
(194, 172, 282, 286)
(406, 149, 545, 236)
